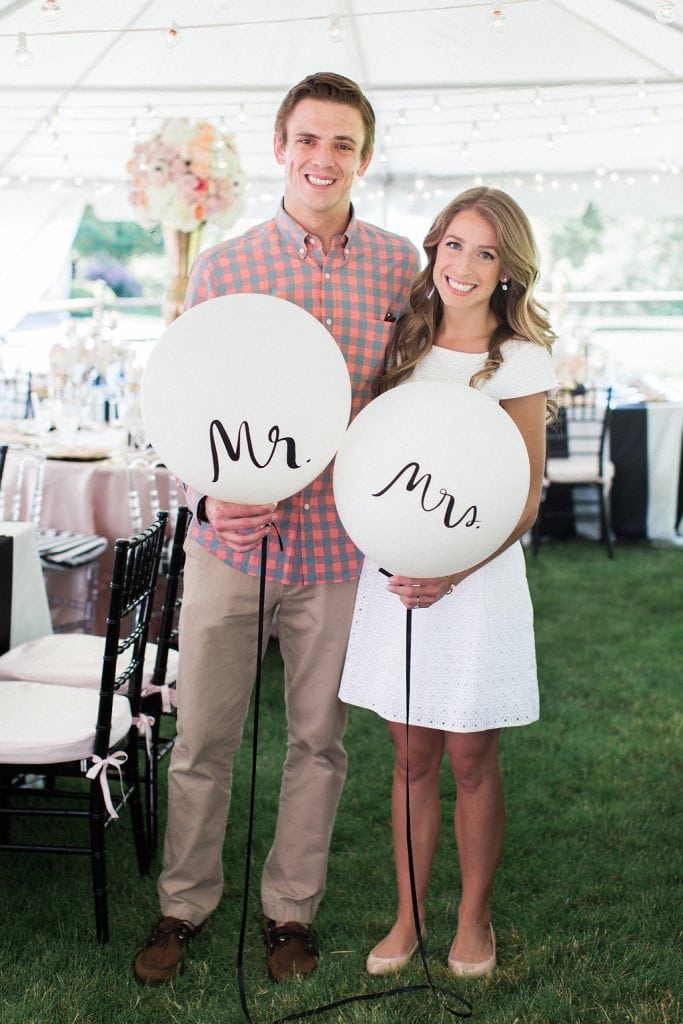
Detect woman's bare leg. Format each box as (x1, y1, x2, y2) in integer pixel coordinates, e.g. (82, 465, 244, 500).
(445, 728, 503, 963)
(370, 721, 445, 958)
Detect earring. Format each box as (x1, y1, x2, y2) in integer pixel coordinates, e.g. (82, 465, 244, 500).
(500, 279, 509, 291)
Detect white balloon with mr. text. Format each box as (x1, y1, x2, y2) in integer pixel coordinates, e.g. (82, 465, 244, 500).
(333, 380, 530, 578)
(141, 293, 352, 504)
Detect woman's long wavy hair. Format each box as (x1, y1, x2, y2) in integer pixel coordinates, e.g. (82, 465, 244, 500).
(376, 187, 556, 405)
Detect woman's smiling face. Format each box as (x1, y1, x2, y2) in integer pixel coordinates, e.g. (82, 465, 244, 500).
(433, 208, 504, 315)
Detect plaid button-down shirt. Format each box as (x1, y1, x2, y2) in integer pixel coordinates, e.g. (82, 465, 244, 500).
(184, 203, 420, 585)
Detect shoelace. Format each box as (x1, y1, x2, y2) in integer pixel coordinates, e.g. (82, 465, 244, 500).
(265, 923, 317, 955)
(148, 919, 195, 948)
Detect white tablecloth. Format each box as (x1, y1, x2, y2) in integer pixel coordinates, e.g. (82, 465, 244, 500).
(0, 521, 53, 652)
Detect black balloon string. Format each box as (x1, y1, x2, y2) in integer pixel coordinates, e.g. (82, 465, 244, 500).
(235, 547, 472, 1022)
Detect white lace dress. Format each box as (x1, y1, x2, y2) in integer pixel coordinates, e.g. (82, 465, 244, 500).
(338, 339, 558, 733)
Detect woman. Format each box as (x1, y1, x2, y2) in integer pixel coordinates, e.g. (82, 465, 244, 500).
(339, 187, 557, 978)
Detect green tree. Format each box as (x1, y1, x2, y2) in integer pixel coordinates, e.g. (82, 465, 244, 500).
(547, 201, 605, 268)
(72, 204, 163, 262)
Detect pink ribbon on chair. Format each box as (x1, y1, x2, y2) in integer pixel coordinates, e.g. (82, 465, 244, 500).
(141, 682, 177, 714)
(85, 751, 128, 820)
(132, 713, 156, 759)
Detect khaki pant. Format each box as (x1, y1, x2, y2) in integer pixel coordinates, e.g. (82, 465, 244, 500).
(158, 539, 358, 926)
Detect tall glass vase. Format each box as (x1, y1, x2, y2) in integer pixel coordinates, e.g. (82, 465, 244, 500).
(161, 224, 204, 325)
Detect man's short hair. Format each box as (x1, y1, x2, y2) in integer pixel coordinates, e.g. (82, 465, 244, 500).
(274, 72, 375, 161)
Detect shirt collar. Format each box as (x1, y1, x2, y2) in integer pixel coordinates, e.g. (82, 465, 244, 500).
(275, 200, 357, 261)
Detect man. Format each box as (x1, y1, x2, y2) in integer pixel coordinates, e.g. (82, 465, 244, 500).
(134, 72, 420, 986)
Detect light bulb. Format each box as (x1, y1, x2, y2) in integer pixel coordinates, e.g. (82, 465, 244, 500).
(560, 115, 569, 133)
(397, 109, 407, 125)
(471, 121, 481, 139)
(164, 21, 180, 48)
(40, 0, 61, 23)
(533, 87, 543, 108)
(546, 134, 555, 150)
(237, 103, 247, 123)
(432, 94, 441, 113)
(328, 13, 345, 43)
(488, 6, 507, 33)
(492, 104, 502, 120)
(14, 32, 34, 70)
(461, 142, 470, 159)
(655, 1, 676, 23)
(41, 0, 62, 24)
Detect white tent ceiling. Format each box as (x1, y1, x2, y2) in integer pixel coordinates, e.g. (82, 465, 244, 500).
(0, 0, 682, 219)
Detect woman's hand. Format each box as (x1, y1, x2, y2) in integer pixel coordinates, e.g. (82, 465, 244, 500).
(385, 573, 461, 610)
(203, 497, 278, 553)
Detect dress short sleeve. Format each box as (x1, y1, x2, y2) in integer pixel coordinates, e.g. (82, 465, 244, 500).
(480, 339, 558, 401)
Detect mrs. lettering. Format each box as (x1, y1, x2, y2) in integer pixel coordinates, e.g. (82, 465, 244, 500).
(372, 461, 479, 529)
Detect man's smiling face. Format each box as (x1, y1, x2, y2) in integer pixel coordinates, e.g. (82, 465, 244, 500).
(274, 97, 371, 231)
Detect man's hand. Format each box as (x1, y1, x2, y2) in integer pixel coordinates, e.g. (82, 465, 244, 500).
(204, 497, 278, 553)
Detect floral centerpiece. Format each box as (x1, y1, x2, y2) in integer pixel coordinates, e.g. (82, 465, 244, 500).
(127, 117, 243, 232)
(127, 118, 243, 322)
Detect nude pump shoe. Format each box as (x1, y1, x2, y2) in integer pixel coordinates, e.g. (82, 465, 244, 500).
(365, 926, 426, 976)
(447, 924, 496, 978)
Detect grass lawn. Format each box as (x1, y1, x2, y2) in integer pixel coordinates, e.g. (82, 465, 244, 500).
(0, 541, 681, 1023)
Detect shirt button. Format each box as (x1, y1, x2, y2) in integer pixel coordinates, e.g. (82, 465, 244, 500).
(344, 248, 350, 256)
(325, 317, 332, 325)
(303, 503, 310, 510)
(325, 272, 331, 279)
(299, 247, 306, 256)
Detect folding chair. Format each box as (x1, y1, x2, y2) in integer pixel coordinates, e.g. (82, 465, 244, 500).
(139, 504, 191, 852)
(0, 511, 167, 942)
(532, 386, 615, 557)
(0, 509, 186, 856)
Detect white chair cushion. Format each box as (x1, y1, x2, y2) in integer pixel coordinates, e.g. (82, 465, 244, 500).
(545, 455, 615, 486)
(0, 679, 131, 764)
(0, 634, 178, 688)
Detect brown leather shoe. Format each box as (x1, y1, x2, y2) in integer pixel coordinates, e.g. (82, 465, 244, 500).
(133, 916, 201, 985)
(263, 917, 318, 982)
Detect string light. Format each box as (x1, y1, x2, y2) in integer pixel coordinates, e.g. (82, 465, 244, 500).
(432, 94, 442, 113)
(461, 142, 470, 159)
(14, 32, 34, 70)
(587, 97, 597, 116)
(40, 0, 62, 24)
(164, 21, 180, 48)
(237, 103, 247, 123)
(397, 109, 407, 125)
(560, 114, 569, 133)
(636, 79, 647, 100)
(546, 134, 555, 150)
(651, 107, 660, 123)
(492, 104, 502, 120)
(471, 121, 481, 138)
(146, 103, 158, 118)
(533, 87, 543, 108)
(488, 5, 507, 33)
(327, 13, 345, 43)
(654, 1, 676, 23)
